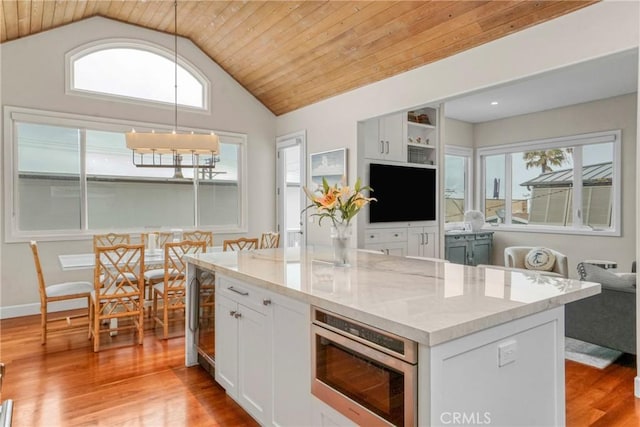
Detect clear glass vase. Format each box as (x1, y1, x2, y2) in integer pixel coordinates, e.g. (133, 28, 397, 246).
(330, 222, 352, 266)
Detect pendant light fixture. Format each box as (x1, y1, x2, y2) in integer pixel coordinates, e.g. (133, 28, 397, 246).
(125, 0, 219, 170)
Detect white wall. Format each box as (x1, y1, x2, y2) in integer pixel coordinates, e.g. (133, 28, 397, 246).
(0, 17, 276, 316)
(473, 94, 637, 277)
(444, 118, 474, 149)
(277, 1, 639, 246)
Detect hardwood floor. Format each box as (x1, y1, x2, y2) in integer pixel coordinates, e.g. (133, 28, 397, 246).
(0, 311, 258, 426)
(1, 310, 639, 426)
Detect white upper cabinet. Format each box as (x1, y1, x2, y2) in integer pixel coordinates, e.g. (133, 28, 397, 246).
(363, 112, 405, 162)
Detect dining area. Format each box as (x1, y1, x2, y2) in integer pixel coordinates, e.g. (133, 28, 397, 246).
(32, 230, 281, 352)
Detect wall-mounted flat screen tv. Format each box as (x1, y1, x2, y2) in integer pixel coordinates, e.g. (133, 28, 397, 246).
(368, 163, 436, 223)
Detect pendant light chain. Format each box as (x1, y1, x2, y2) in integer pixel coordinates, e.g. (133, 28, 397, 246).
(174, 0, 178, 133)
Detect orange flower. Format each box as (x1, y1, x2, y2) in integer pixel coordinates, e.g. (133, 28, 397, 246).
(316, 189, 337, 209)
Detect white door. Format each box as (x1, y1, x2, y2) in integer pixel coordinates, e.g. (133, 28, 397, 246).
(276, 131, 306, 248)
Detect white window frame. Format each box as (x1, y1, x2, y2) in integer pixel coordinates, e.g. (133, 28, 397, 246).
(476, 130, 621, 236)
(444, 145, 473, 221)
(3, 106, 247, 242)
(65, 39, 211, 112)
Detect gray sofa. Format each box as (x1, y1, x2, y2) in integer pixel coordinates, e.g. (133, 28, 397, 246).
(565, 262, 636, 355)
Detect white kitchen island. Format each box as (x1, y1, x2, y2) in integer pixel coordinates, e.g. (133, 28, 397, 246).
(185, 247, 600, 427)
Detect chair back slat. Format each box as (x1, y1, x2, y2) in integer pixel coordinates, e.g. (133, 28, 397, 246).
(223, 237, 259, 252)
(183, 230, 214, 247)
(94, 243, 145, 316)
(260, 232, 280, 249)
(164, 240, 206, 299)
(93, 233, 131, 251)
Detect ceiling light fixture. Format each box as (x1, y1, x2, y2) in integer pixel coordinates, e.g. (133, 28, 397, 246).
(125, 0, 219, 172)
(490, 101, 499, 105)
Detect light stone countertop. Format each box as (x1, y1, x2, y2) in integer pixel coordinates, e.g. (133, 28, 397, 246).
(186, 246, 600, 346)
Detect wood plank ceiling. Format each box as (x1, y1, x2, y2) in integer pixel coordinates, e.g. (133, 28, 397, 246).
(1, 1, 599, 116)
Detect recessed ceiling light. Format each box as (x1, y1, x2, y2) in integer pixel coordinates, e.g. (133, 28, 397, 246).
(490, 101, 499, 105)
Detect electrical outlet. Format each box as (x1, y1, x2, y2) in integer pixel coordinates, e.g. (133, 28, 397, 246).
(498, 340, 517, 367)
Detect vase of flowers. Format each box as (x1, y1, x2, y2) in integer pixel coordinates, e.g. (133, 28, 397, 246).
(303, 176, 376, 266)
(330, 222, 352, 266)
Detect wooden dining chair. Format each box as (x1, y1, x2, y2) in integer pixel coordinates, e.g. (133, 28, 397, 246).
(260, 232, 280, 249)
(223, 237, 259, 252)
(152, 240, 206, 339)
(92, 233, 131, 251)
(141, 231, 176, 299)
(91, 243, 145, 352)
(183, 230, 214, 247)
(30, 241, 93, 344)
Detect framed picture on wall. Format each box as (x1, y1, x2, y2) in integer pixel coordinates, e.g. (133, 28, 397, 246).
(310, 148, 347, 187)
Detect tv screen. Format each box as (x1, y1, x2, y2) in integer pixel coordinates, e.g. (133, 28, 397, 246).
(369, 163, 436, 223)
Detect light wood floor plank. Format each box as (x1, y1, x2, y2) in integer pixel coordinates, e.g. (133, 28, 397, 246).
(1, 309, 638, 426)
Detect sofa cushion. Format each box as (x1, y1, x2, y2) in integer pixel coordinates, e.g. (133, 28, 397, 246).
(524, 247, 556, 271)
(577, 262, 636, 289)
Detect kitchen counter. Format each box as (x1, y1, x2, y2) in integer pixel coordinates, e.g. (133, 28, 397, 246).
(186, 246, 599, 347)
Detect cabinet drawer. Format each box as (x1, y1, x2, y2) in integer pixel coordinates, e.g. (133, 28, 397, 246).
(365, 228, 407, 244)
(445, 234, 475, 242)
(474, 232, 494, 240)
(217, 276, 271, 313)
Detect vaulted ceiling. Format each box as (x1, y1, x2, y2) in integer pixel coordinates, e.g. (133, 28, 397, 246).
(1, 1, 599, 116)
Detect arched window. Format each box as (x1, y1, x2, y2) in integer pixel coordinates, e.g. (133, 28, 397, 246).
(69, 41, 207, 109)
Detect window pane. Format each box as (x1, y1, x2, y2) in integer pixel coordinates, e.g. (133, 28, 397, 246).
(517, 148, 574, 226)
(17, 123, 82, 230)
(444, 154, 466, 223)
(484, 154, 505, 223)
(73, 48, 204, 108)
(88, 180, 196, 229)
(582, 143, 613, 228)
(86, 130, 173, 178)
(198, 143, 240, 227)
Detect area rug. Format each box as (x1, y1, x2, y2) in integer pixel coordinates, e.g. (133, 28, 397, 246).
(565, 337, 623, 369)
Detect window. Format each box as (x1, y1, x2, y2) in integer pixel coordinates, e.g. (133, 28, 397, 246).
(6, 107, 246, 241)
(68, 42, 207, 109)
(444, 146, 472, 223)
(477, 131, 621, 235)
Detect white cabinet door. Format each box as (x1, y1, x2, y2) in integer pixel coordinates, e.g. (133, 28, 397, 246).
(407, 227, 439, 258)
(363, 113, 405, 161)
(214, 293, 239, 396)
(379, 112, 405, 162)
(270, 296, 311, 427)
(238, 304, 270, 424)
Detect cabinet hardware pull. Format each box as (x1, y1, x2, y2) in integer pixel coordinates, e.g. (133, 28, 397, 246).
(228, 286, 249, 296)
(380, 140, 384, 154)
(263, 299, 272, 306)
(393, 233, 398, 237)
(230, 310, 237, 317)
(420, 233, 424, 245)
(234, 312, 242, 319)
(385, 141, 390, 154)
(188, 277, 199, 333)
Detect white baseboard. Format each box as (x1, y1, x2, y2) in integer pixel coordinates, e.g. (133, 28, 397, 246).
(0, 299, 86, 319)
(635, 376, 640, 398)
